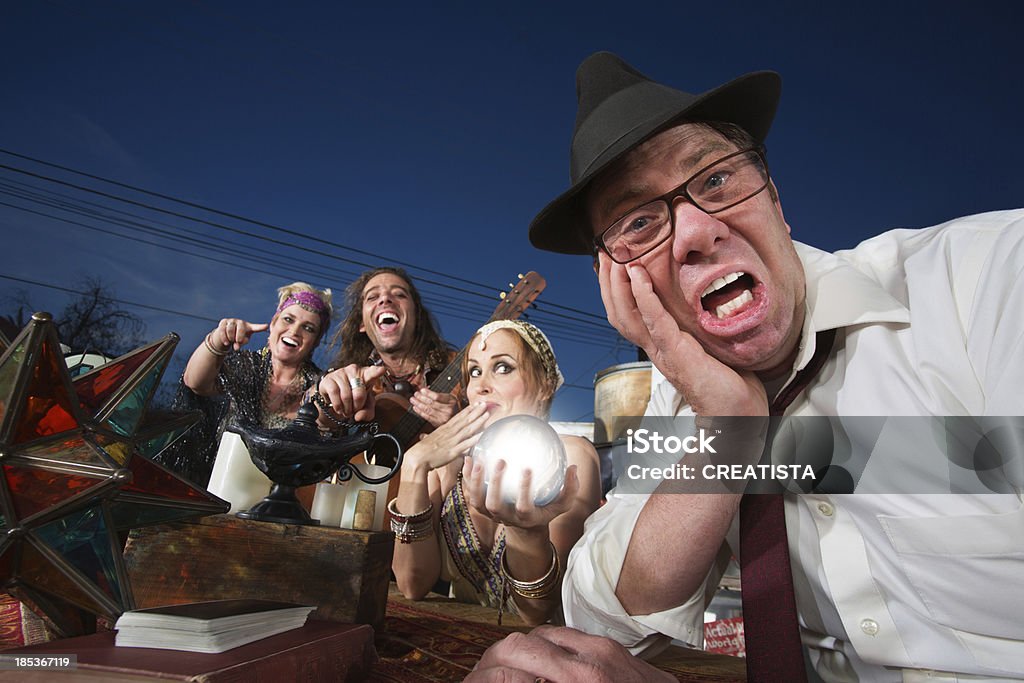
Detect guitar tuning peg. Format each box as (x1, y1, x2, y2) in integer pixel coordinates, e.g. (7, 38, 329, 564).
(508, 282, 515, 289)
(499, 292, 507, 299)
(517, 273, 524, 279)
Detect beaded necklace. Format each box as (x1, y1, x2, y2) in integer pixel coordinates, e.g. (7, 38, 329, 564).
(258, 348, 317, 428)
(369, 350, 422, 397)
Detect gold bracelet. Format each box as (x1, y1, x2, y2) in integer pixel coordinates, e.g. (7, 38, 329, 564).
(500, 541, 561, 601)
(387, 498, 434, 543)
(203, 333, 229, 357)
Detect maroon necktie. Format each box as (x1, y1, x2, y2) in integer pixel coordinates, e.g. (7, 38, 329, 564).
(739, 328, 836, 682)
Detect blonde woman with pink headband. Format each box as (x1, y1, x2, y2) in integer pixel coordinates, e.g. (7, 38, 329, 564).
(156, 282, 332, 486)
(389, 320, 602, 626)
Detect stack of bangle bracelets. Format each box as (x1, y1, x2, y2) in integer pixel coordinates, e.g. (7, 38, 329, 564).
(387, 499, 434, 544)
(203, 333, 229, 357)
(496, 541, 560, 624)
(501, 541, 560, 600)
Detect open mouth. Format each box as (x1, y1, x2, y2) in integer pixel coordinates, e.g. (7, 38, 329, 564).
(281, 336, 300, 348)
(376, 311, 400, 333)
(700, 272, 756, 319)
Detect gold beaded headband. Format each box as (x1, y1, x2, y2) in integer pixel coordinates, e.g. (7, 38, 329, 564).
(476, 320, 564, 392)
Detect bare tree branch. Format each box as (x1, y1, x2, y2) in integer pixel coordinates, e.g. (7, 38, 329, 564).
(1, 277, 147, 357)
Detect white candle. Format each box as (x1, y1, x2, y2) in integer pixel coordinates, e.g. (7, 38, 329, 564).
(310, 482, 347, 526)
(207, 432, 272, 514)
(338, 462, 391, 531)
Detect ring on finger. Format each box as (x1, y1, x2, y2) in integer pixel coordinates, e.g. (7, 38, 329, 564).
(349, 376, 365, 390)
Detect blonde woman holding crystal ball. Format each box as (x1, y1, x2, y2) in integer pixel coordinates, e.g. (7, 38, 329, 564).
(389, 320, 601, 626)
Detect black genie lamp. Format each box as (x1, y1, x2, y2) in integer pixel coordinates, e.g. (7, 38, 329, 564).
(228, 401, 402, 526)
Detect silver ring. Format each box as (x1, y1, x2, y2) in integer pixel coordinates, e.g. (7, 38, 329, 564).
(349, 376, 365, 390)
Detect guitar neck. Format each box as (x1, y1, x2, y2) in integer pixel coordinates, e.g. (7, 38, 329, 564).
(389, 347, 467, 448)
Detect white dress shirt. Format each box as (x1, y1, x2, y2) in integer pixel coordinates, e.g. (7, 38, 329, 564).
(563, 210, 1024, 682)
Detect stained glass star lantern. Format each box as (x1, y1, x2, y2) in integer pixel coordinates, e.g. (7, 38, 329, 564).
(0, 312, 229, 637)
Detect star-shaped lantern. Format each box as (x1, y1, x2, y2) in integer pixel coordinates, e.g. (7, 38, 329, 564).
(0, 312, 229, 637)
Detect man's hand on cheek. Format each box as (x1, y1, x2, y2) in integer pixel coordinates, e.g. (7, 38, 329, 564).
(601, 256, 767, 417)
(597, 252, 658, 350)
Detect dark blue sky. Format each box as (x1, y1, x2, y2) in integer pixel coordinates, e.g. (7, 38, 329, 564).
(2, 1, 1021, 422)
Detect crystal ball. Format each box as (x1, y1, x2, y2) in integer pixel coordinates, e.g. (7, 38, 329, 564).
(469, 414, 567, 506)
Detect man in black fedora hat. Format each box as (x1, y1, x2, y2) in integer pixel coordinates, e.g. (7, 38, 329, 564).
(467, 52, 1024, 682)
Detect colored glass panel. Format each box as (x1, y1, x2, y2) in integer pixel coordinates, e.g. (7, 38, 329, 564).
(137, 423, 192, 460)
(34, 507, 122, 606)
(18, 540, 110, 617)
(73, 344, 157, 417)
(13, 336, 79, 443)
(102, 362, 163, 437)
(122, 456, 217, 503)
(15, 435, 116, 471)
(2, 464, 106, 522)
(0, 341, 26, 429)
(91, 433, 134, 467)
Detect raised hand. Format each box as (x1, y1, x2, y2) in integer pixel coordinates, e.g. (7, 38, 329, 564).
(214, 318, 269, 352)
(403, 402, 489, 474)
(409, 387, 459, 427)
(317, 364, 388, 423)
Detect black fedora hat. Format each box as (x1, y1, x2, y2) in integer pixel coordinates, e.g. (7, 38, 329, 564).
(529, 52, 781, 255)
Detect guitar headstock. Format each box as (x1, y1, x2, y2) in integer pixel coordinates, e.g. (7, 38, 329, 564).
(491, 272, 546, 323)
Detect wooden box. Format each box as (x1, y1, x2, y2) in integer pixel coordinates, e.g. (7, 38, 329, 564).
(122, 515, 394, 628)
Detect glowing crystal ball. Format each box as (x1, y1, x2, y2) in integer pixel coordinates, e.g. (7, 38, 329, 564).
(470, 414, 567, 506)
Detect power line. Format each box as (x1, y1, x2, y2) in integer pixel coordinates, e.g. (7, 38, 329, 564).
(0, 198, 618, 351)
(0, 158, 618, 340)
(0, 178, 491, 318)
(0, 173, 622, 345)
(0, 148, 612, 324)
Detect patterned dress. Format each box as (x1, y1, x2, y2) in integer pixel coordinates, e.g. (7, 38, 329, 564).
(438, 474, 515, 614)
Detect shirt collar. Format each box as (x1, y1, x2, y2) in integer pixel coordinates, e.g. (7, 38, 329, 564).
(790, 241, 910, 372)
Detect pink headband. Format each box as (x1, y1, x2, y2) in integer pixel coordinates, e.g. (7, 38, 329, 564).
(277, 290, 331, 328)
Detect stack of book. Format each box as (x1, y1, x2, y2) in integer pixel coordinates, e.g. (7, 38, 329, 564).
(114, 599, 316, 653)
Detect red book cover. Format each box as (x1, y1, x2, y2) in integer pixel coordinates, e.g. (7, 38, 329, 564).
(3, 619, 376, 682)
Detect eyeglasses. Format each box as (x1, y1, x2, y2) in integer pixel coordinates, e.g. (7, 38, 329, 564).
(593, 147, 770, 264)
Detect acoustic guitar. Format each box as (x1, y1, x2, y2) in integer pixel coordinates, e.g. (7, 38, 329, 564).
(368, 271, 546, 469)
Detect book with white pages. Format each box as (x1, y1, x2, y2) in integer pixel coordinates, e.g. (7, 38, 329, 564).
(114, 599, 316, 653)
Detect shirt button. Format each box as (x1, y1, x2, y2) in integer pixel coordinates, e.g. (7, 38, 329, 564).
(817, 502, 835, 517)
(860, 618, 879, 636)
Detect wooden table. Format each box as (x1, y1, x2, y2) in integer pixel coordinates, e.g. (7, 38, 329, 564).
(0, 587, 744, 682)
(373, 585, 746, 682)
